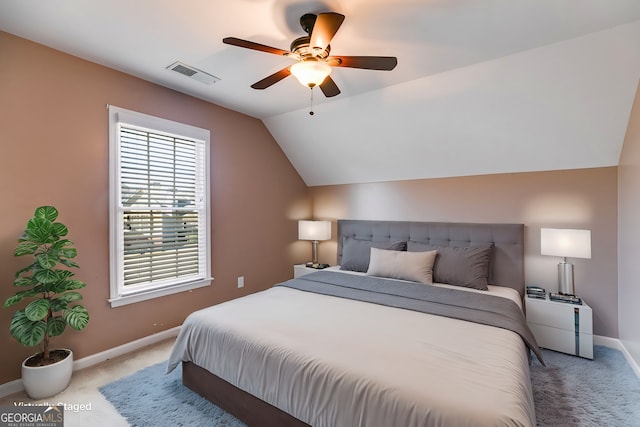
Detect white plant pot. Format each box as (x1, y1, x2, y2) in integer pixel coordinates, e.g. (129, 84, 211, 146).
(22, 349, 73, 400)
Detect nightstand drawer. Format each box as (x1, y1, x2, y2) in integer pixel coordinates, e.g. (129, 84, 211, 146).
(526, 299, 592, 334)
(528, 323, 593, 359)
(294, 264, 330, 278)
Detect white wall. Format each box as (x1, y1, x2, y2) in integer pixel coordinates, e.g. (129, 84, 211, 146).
(618, 80, 640, 366)
(267, 21, 640, 187)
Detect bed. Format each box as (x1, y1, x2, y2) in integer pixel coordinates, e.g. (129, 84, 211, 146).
(167, 220, 542, 427)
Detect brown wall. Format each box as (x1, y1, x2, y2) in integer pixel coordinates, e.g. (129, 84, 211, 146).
(618, 80, 640, 366)
(0, 32, 311, 384)
(309, 167, 618, 338)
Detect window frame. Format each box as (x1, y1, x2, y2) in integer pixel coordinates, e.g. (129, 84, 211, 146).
(108, 105, 212, 307)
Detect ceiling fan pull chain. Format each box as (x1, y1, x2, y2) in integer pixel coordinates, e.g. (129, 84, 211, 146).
(309, 87, 315, 116)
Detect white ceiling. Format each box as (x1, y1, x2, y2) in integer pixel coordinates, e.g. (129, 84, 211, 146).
(2, 0, 640, 186)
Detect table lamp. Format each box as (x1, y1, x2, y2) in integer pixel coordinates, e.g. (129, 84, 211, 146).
(298, 220, 331, 268)
(540, 228, 591, 295)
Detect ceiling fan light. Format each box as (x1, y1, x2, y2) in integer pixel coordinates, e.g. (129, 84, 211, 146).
(291, 60, 331, 88)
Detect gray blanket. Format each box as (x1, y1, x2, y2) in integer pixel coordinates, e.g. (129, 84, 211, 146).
(277, 271, 544, 365)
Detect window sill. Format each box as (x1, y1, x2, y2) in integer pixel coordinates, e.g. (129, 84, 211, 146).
(108, 278, 213, 308)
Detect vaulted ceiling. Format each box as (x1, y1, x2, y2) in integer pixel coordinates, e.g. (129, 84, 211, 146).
(2, 0, 640, 186)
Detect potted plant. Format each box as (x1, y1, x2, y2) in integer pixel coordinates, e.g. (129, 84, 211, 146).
(3, 206, 89, 399)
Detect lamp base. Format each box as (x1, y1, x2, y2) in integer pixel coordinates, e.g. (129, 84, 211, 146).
(558, 261, 575, 295)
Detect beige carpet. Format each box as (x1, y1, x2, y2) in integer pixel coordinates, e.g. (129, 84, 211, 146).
(0, 338, 175, 427)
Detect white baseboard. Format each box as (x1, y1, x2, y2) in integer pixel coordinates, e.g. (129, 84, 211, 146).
(594, 334, 622, 348)
(0, 326, 181, 398)
(594, 335, 640, 379)
(72, 326, 180, 371)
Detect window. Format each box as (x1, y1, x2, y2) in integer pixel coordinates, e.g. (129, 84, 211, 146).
(108, 106, 211, 307)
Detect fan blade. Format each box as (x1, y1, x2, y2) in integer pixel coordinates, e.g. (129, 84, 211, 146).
(331, 56, 397, 71)
(319, 76, 341, 97)
(250, 67, 292, 90)
(310, 12, 345, 51)
(223, 37, 290, 56)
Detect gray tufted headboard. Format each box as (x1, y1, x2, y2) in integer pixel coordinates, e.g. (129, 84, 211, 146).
(337, 220, 525, 296)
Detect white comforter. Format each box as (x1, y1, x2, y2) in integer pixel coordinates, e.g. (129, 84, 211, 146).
(167, 274, 536, 427)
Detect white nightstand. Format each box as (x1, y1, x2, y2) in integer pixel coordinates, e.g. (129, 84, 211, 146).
(525, 295, 593, 359)
(293, 264, 331, 278)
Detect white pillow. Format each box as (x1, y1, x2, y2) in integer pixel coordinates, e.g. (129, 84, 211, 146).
(366, 248, 437, 284)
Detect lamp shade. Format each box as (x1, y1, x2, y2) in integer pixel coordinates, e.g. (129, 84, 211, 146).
(298, 220, 331, 241)
(290, 60, 331, 88)
(541, 228, 591, 259)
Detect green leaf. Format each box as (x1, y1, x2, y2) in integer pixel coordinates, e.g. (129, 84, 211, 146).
(31, 284, 47, 294)
(14, 263, 37, 278)
(24, 299, 50, 321)
(13, 276, 36, 287)
(14, 242, 39, 256)
(49, 298, 68, 312)
(25, 217, 54, 244)
(51, 239, 73, 250)
(9, 310, 46, 347)
(50, 292, 82, 311)
(56, 270, 74, 280)
(34, 206, 58, 222)
(58, 247, 77, 259)
(52, 222, 68, 237)
(36, 253, 59, 269)
(47, 316, 67, 337)
(57, 292, 83, 303)
(52, 279, 86, 293)
(63, 305, 89, 331)
(3, 290, 38, 307)
(59, 259, 79, 269)
(66, 279, 86, 290)
(34, 269, 59, 284)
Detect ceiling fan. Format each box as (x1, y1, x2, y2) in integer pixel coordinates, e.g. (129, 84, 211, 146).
(223, 12, 398, 98)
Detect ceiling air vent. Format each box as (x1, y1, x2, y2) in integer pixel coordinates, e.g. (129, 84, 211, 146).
(167, 61, 220, 85)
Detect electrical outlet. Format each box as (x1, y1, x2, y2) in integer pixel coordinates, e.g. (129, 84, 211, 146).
(237, 276, 244, 288)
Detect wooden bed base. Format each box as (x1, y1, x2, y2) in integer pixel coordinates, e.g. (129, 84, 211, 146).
(182, 361, 311, 427)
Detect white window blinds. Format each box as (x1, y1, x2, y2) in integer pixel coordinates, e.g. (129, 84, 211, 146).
(109, 106, 211, 307)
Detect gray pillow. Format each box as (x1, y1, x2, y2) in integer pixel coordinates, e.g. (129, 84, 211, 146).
(340, 237, 407, 272)
(407, 242, 493, 290)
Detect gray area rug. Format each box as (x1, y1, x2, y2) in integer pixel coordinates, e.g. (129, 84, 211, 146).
(100, 345, 640, 426)
(99, 363, 246, 427)
(530, 345, 640, 427)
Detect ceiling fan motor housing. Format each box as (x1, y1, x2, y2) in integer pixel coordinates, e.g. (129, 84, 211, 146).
(290, 36, 330, 59)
